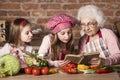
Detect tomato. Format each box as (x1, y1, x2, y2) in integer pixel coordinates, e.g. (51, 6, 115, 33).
(60, 62, 77, 74)
(61, 66, 67, 71)
(90, 65, 99, 69)
(67, 68, 77, 74)
(32, 68, 41, 75)
(41, 67, 49, 75)
(24, 67, 33, 74)
(64, 67, 70, 72)
(66, 63, 77, 68)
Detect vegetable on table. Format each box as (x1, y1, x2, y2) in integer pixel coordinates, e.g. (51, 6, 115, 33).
(89, 65, 99, 69)
(77, 64, 89, 70)
(49, 68, 58, 74)
(97, 69, 111, 74)
(60, 62, 77, 74)
(96, 65, 113, 74)
(39, 60, 49, 68)
(41, 67, 49, 75)
(24, 67, 33, 74)
(32, 68, 41, 75)
(0, 54, 21, 77)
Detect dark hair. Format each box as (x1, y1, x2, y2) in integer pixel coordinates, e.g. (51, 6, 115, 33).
(8, 18, 31, 47)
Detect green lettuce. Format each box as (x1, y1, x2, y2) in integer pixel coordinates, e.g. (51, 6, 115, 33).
(0, 54, 21, 76)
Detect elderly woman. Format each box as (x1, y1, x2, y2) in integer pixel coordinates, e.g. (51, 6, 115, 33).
(77, 5, 120, 66)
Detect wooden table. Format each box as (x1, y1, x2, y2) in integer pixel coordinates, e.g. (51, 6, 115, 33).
(1, 72, 119, 80)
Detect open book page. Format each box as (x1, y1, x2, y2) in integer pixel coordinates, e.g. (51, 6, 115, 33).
(64, 54, 84, 64)
(64, 52, 100, 65)
(80, 52, 100, 65)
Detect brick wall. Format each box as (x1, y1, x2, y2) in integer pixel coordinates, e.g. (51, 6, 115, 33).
(0, 0, 120, 47)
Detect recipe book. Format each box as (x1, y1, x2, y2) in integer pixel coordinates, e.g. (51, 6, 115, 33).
(64, 52, 100, 65)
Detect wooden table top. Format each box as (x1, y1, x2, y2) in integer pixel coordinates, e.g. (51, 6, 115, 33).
(1, 72, 120, 80)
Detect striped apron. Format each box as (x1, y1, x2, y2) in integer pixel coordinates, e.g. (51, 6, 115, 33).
(84, 30, 111, 59)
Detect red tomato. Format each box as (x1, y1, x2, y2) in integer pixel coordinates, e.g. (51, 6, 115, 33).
(90, 65, 99, 69)
(32, 68, 41, 75)
(64, 67, 70, 72)
(24, 67, 33, 74)
(61, 66, 66, 71)
(67, 68, 77, 74)
(66, 63, 77, 68)
(41, 67, 49, 75)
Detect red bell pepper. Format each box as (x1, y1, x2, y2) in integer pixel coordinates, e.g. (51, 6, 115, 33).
(97, 69, 111, 74)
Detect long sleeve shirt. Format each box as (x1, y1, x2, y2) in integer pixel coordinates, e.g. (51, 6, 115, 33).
(38, 34, 51, 57)
(79, 28, 120, 65)
(38, 34, 66, 67)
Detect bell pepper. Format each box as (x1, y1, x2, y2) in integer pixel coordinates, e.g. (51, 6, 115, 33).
(39, 60, 49, 67)
(97, 69, 111, 74)
(97, 65, 112, 74)
(77, 64, 89, 70)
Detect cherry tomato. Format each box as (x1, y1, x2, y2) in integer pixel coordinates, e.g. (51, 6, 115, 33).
(24, 67, 33, 74)
(90, 65, 99, 69)
(61, 66, 67, 71)
(32, 68, 41, 75)
(66, 63, 77, 68)
(64, 67, 70, 72)
(41, 67, 49, 75)
(67, 68, 77, 74)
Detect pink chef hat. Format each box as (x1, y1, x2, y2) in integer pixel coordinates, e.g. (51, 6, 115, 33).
(45, 14, 77, 34)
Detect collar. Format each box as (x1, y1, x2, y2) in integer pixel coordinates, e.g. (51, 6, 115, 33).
(86, 29, 102, 44)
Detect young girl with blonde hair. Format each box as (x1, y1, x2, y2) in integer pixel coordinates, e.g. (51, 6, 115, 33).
(0, 18, 34, 68)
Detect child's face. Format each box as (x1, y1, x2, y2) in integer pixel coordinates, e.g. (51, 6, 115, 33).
(21, 25, 33, 43)
(57, 28, 72, 43)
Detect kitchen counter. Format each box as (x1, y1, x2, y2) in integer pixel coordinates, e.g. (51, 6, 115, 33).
(1, 72, 120, 80)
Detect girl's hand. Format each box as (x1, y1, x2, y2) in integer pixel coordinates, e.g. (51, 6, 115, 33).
(16, 48, 24, 56)
(58, 60, 70, 68)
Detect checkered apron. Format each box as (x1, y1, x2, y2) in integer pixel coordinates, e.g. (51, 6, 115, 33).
(84, 30, 111, 59)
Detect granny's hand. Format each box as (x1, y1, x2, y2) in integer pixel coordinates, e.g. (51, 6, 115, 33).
(99, 58, 105, 66)
(89, 58, 105, 66)
(89, 58, 100, 65)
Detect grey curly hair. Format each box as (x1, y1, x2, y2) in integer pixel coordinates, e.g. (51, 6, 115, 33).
(77, 5, 105, 28)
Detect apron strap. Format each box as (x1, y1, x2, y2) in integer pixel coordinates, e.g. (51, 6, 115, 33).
(86, 29, 102, 44)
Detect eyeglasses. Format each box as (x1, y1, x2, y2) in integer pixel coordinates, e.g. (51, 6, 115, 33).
(80, 22, 97, 28)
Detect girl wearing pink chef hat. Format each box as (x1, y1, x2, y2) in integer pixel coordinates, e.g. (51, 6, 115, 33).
(38, 14, 77, 67)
